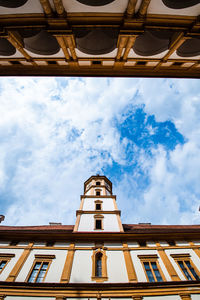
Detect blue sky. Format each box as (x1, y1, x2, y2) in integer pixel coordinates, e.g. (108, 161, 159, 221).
(0, 77, 200, 226)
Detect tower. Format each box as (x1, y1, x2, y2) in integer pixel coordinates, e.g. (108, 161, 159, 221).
(73, 175, 123, 232)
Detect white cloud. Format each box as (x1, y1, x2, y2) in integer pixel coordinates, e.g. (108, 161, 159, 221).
(0, 77, 200, 226)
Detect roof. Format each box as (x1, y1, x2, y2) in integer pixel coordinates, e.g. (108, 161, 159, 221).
(1, 223, 200, 241)
(0, 0, 200, 78)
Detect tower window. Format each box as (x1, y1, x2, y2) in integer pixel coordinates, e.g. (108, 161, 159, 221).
(95, 252, 102, 277)
(96, 181, 101, 186)
(96, 203, 101, 210)
(96, 219, 102, 229)
(96, 191, 100, 196)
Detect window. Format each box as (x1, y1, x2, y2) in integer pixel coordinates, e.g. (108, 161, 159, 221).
(171, 254, 200, 281)
(95, 200, 102, 211)
(96, 203, 101, 210)
(138, 255, 165, 282)
(95, 252, 102, 277)
(27, 254, 55, 283)
(143, 261, 163, 282)
(0, 260, 8, 273)
(96, 219, 102, 229)
(28, 261, 49, 283)
(91, 250, 108, 282)
(94, 214, 104, 230)
(96, 181, 101, 186)
(96, 191, 100, 196)
(0, 254, 15, 274)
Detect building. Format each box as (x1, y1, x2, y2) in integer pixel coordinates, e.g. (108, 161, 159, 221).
(0, 0, 200, 78)
(0, 175, 200, 300)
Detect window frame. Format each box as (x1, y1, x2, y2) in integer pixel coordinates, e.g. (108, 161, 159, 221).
(26, 254, 55, 283)
(0, 253, 15, 274)
(138, 254, 166, 283)
(91, 249, 108, 282)
(94, 214, 104, 230)
(171, 253, 200, 281)
(95, 200, 103, 211)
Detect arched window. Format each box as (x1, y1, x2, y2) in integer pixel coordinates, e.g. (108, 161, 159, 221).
(92, 249, 108, 282)
(95, 252, 102, 277)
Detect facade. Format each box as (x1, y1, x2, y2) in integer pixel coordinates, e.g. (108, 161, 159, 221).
(0, 175, 200, 300)
(0, 0, 200, 78)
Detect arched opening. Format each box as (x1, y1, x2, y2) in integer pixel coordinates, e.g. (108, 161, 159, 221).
(95, 252, 102, 277)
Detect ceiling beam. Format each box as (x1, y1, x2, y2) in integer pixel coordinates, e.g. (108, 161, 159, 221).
(7, 31, 36, 66)
(53, 0, 66, 17)
(39, 0, 53, 17)
(138, 0, 151, 17)
(126, 0, 138, 18)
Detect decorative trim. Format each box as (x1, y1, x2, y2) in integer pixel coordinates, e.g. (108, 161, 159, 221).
(0, 253, 15, 258)
(157, 248, 180, 281)
(60, 243, 75, 283)
(6, 242, 33, 282)
(123, 243, 137, 282)
(35, 254, 56, 259)
(91, 248, 108, 282)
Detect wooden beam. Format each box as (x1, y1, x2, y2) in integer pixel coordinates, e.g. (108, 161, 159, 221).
(123, 35, 137, 60)
(7, 31, 36, 66)
(56, 36, 70, 60)
(53, 0, 66, 17)
(155, 32, 188, 70)
(138, 0, 151, 17)
(65, 36, 77, 61)
(116, 36, 128, 60)
(126, 0, 138, 18)
(39, 0, 53, 17)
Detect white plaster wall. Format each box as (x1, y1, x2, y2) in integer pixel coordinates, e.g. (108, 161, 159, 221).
(70, 250, 92, 283)
(78, 214, 120, 232)
(16, 249, 67, 282)
(106, 251, 128, 282)
(34, 242, 46, 247)
(175, 241, 189, 246)
(193, 240, 200, 245)
(127, 241, 139, 247)
(0, 241, 10, 246)
(143, 296, 179, 300)
(0, 248, 24, 281)
(54, 242, 70, 247)
(192, 295, 200, 300)
(130, 249, 171, 282)
(75, 242, 94, 247)
(147, 241, 156, 247)
(165, 248, 200, 281)
(159, 241, 169, 247)
(104, 243, 122, 248)
(82, 197, 115, 210)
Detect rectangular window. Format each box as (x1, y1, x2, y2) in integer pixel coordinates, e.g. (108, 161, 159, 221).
(0, 260, 8, 273)
(177, 260, 200, 280)
(96, 191, 100, 196)
(138, 255, 165, 282)
(171, 254, 200, 281)
(96, 203, 101, 210)
(0, 254, 15, 274)
(96, 219, 102, 229)
(28, 261, 49, 283)
(143, 261, 163, 282)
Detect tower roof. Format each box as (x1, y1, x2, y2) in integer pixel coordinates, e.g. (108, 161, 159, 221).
(84, 175, 112, 192)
